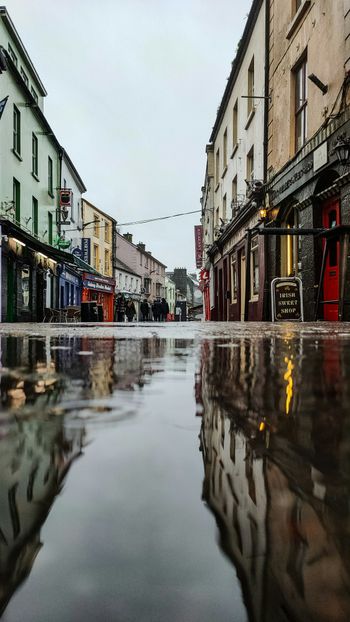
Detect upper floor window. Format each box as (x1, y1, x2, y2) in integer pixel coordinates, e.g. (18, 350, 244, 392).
(13, 105, 21, 155)
(105, 222, 110, 243)
(232, 100, 238, 149)
(8, 43, 17, 66)
(223, 194, 227, 221)
(20, 66, 28, 87)
(215, 148, 220, 185)
(247, 146, 254, 181)
(247, 57, 255, 116)
(31, 87, 38, 103)
(223, 129, 228, 169)
(48, 156, 53, 196)
(294, 56, 307, 151)
(13, 177, 20, 223)
(32, 133, 38, 177)
(94, 216, 99, 237)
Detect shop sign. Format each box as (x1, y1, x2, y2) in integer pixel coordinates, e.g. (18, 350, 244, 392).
(194, 225, 203, 268)
(81, 238, 91, 264)
(72, 246, 82, 258)
(83, 279, 114, 293)
(271, 278, 303, 322)
(60, 270, 80, 285)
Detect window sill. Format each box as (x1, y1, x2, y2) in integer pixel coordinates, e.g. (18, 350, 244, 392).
(215, 182, 220, 193)
(230, 143, 239, 159)
(221, 165, 228, 179)
(32, 172, 39, 182)
(286, 0, 311, 40)
(245, 108, 256, 130)
(12, 149, 22, 161)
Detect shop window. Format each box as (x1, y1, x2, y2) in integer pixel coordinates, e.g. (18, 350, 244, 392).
(21, 267, 31, 310)
(250, 236, 259, 297)
(13, 105, 21, 155)
(294, 56, 307, 152)
(281, 206, 299, 276)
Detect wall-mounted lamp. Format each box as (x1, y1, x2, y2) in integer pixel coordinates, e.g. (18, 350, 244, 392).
(332, 133, 350, 167)
(259, 207, 268, 221)
(308, 73, 328, 95)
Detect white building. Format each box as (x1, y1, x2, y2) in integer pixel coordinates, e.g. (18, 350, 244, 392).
(165, 275, 176, 317)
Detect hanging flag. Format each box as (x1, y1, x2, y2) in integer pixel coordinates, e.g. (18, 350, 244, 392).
(0, 96, 9, 120)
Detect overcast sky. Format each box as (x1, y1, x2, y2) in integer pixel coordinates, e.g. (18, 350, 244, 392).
(5, 0, 252, 272)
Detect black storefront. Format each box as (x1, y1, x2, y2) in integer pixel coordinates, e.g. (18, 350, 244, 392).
(262, 108, 350, 321)
(0, 218, 77, 322)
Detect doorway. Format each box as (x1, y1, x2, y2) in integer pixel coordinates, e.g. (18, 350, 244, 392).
(240, 250, 246, 321)
(322, 198, 340, 320)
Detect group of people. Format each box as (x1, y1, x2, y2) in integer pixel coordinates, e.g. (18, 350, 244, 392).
(115, 295, 169, 322)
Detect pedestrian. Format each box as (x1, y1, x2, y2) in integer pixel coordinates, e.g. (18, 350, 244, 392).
(175, 304, 182, 322)
(152, 298, 162, 322)
(125, 299, 136, 322)
(160, 298, 169, 321)
(115, 293, 126, 322)
(140, 298, 150, 321)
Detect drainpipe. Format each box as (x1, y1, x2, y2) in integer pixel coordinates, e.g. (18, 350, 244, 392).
(263, 0, 271, 320)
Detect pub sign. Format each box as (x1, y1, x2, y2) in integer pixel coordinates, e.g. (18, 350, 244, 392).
(271, 277, 304, 322)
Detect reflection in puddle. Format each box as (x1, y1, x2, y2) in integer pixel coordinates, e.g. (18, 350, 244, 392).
(198, 334, 350, 622)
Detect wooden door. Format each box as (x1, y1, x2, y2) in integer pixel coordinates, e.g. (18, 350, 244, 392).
(322, 198, 340, 321)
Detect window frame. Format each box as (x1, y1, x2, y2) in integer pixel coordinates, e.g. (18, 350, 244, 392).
(294, 55, 308, 152)
(32, 196, 38, 236)
(250, 235, 259, 298)
(32, 132, 38, 177)
(13, 105, 21, 155)
(230, 254, 238, 302)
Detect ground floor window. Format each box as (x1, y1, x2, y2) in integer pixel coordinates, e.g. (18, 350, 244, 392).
(20, 266, 31, 310)
(250, 236, 259, 297)
(230, 254, 237, 302)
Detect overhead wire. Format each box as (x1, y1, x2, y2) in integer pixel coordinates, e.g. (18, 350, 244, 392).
(64, 209, 201, 233)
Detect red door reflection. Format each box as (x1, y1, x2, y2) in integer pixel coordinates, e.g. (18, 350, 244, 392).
(322, 198, 340, 321)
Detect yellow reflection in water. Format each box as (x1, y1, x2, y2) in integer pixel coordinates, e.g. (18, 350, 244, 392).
(283, 355, 294, 415)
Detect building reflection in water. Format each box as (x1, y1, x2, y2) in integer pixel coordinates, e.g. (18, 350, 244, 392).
(198, 334, 350, 622)
(0, 333, 172, 615)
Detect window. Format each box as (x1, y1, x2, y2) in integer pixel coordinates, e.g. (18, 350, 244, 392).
(247, 57, 255, 116)
(20, 66, 29, 87)
(230, 255, 237, 302)
(13, 105, 21, 155)
(247, 146, 254, 181)
(105, 222, 110, 243)
(32, 133, 38, 177)
(281, 207, 300, 276)
(13, 178, 20, 223)
(93, 244, 99, 269)
(48, 156, 53, 196)
(32, 197, 38, 236)
(215, 148, 220, 185)
(21, 267, 30, 309)
(232, 100, 238, 148)
(231, 177, 238, 216)
(104, 249, 110, 275)
(94, 216, 99, 237)
(215, 207, 219, 229)
(31, 87, 38, 103)
(250, 236, 259, 297)
(223, 129, 228, 169)
(8, 43, 17, 66)
(48, 212, 53, 245)
(223, 194, 227, 221)
(294, 57, 307, 151)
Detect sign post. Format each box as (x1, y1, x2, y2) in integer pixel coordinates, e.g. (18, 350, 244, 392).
(271, 277, 304, 322)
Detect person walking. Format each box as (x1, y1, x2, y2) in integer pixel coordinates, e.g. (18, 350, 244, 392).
(115, 293, 126, 322)
(160, 298, 169, 321)
(125, 299, 136, 322)
(140, 298, 149, 321)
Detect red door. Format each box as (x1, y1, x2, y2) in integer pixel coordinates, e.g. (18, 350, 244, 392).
(322, 198, 340, 321)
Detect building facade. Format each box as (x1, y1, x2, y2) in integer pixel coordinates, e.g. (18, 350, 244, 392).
(201, 0, 267, 321)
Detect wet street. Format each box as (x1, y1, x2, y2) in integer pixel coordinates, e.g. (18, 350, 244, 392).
(0, 322, 349, 622)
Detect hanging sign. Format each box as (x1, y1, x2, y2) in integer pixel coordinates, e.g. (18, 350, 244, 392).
(271, 277, 304, 321)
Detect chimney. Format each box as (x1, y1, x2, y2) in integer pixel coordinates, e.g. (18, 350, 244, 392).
(137, 242, 146, 251)
(123, 232, 133, 243)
